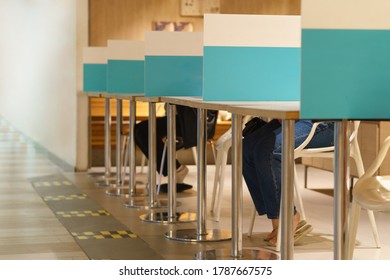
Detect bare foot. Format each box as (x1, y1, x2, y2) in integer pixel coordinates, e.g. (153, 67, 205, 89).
(267, 212, 302, 246)
(264, 227, 278, 241)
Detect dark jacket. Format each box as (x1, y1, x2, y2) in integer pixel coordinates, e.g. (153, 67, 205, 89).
(176, 105, 218, 149)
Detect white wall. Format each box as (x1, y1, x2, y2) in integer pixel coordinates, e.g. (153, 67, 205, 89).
(0, 0, 89, 170)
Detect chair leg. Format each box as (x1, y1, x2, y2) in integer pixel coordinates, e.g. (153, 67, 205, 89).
(214, 150, 228, 221)
(347, 200, 362, 259)
(247, 207, 257, 237)
(121, 135, 129, 185)
(367, 210, 381, 248)
(191, 146, 197, 165)
(210, 150, 222, 216)
(209, 140, 217, 163)
(351, 150, 381, 248)
(140, 154, 147, 174)
(294, 164, 306, 221)
(304, 165, 309, 189)
(156, 141, 167, 195)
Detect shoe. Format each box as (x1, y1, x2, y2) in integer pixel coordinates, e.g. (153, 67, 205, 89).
(176, 165, 189, 183)
(159, 183, 192, 193)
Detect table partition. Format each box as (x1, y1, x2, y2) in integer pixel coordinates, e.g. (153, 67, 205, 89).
(197, 14, 302, 259)
(301, 0, 390, 260)
(139, 31, 204, 225)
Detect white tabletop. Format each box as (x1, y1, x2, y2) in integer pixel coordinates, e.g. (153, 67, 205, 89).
(160, 96, 300, 120)
(100, 93, 143, 100)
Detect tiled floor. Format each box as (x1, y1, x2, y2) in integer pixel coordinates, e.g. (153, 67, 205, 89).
(1, 116, 390, 260)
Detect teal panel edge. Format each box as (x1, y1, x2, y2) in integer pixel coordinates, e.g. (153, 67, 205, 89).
(203, 46, 300, 101)
(144, 56, 203, 97)
(301, 29, 390, 120)
(107, 60, 144, 94)
(83, 64, 106, 92)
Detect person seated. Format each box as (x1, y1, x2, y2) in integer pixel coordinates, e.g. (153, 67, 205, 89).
(242, 119, 334, 245)
(134, 104, 218, 192)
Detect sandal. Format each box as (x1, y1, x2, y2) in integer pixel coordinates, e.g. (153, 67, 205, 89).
(267, 222, 313, 247)
(264, 220, 307, 241)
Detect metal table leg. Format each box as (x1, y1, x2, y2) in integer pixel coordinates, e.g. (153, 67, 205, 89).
(127, 101, 167, 210)
(122, 99, 148, 207)
(165, 108, 230, 242)
(280, 119, 295, 260)
(106, 99, 129, 197)
(95, 97, 116, 186)
(334, 120, 350, 259)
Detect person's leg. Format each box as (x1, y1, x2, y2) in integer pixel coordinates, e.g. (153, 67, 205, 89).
(242, 119, 281, 216)
(265, 120, 334, 245)
(261, 120, 316, 219)
(134, 116, 181, 177)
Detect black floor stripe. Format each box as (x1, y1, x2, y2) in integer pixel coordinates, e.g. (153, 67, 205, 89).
(30, 173, 163, 260)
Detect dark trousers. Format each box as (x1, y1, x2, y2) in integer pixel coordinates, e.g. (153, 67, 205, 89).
(134, 116, 182, 176)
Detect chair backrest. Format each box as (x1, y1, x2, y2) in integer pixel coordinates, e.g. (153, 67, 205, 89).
(360, 135, 390, 180)
(295, 121, 364, 176)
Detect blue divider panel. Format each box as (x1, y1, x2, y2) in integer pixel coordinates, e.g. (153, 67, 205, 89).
(107, 60, 144, 93)
(83, 64, 107, 92)
(301, 0, 390, 119)
(203, 46, 300, 101)
(145, 56, 203, 97)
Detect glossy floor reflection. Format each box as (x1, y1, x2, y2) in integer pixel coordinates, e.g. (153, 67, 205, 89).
(1, 117, 390, 260)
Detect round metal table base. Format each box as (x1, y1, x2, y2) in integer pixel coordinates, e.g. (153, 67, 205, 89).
(105, 187, 130, 197)
(165, 229, 231, 243)
(139, 211, 196, 224)
(123, 199, 171, 209)
(125, 187, 149, 197)
(95, 178, 117, 187)
(195, 248, 279, 260)
(88, 171, 115, 178)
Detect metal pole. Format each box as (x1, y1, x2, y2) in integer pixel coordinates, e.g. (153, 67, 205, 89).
(115, 99, 123, 187)
(197, 108, 207, 236)
(280, 119, 295, 260)
(334, 120, 350, 259)
(167, 103, 177, 223)
(231, 113, 243, 258)
(128, 99, 137, 195)
(148, 102, 157, 206)
(104, 97, 112, 177)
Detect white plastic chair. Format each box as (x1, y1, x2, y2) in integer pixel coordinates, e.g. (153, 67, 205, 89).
(347, 135, 390, 259)
(210, 116, 253, 221)
(210, 127, 233, 221)
(292, 121, 379, 249)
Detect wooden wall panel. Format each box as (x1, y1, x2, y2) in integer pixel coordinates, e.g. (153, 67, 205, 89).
(220, 0, 300, 15)
(89, 0, 301, 45)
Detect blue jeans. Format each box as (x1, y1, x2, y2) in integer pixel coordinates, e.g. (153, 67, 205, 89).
(242, 119, 334, 219)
